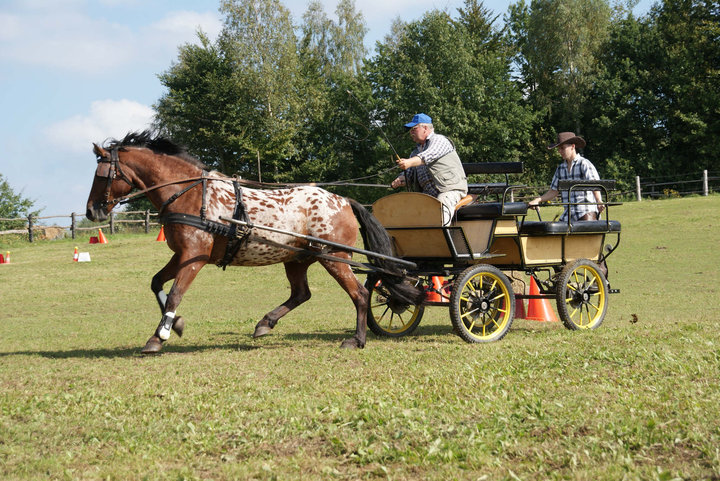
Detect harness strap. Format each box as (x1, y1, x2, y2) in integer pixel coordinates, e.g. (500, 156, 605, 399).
(161, 213, 234, 238)
(158, 178, 204, 216)
(217, 181, 251, 269)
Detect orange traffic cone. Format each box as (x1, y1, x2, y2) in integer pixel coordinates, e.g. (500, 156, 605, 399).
(97, 228, 108, 244)
(156, 226, 166, 242)
(3, 251, 9, 264)
(73, 246, 79, 262)
(425, 276, 445, 302)
(526, 277, 558, 322)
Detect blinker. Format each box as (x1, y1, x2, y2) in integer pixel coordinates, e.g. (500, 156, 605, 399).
(96, 161, 111, 178)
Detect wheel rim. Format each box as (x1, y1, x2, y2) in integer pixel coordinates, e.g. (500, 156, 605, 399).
(562, 265, 605, 328)
(369, 283, 422, 334)
(457, 271, 512, 341)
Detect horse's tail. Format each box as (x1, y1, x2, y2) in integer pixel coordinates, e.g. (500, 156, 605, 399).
(349, 199, 425, 306)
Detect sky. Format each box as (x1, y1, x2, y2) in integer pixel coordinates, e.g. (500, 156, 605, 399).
(0, 0, 653, 221)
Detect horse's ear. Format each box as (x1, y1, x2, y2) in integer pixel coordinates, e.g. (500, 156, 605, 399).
(93, 143, 108, 158)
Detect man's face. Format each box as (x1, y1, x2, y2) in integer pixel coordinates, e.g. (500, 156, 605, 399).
(557, 142, 576, 161)
(409, 124, 430, 144)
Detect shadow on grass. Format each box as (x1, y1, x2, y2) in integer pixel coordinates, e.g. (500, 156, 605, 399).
(0, 342, 261, 359)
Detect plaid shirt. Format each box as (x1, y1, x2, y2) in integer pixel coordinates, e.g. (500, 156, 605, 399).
(411, 132, 454, 164)
(550, 155, 600, 221)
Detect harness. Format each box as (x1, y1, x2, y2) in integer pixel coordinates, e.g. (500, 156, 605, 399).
(95, 147, 251, 268)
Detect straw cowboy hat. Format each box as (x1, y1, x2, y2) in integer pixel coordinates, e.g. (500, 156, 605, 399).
(548, 132, 586, 149)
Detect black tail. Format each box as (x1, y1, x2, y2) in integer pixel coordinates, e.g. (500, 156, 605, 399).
(349, 199, 425, 305)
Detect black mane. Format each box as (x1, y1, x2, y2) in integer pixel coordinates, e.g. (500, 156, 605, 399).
(105, 131, 208, 169)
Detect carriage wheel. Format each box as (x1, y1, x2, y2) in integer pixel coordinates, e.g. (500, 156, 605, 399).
(449, 265, 515, 343)
(555, 259, 608, 330)
(365, 277, 424, 337)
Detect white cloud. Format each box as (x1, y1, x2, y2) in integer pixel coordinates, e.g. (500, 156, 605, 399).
(0, 4, 221, 74)
(45, 99, 155, 153)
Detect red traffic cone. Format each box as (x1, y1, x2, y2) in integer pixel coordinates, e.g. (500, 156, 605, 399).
(97, 228, 108, 244)
(73, 246, 79, 262)
(156, 226, 166, 242)
(526, 277, 558, 322)
(0, 253, 4, 264)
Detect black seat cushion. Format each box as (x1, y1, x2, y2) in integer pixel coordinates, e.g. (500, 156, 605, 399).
(520, 220, 621, 235)
(456, 202, 528, 220)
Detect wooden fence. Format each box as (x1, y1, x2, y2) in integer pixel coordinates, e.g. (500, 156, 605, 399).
(0, 210, 160, 242)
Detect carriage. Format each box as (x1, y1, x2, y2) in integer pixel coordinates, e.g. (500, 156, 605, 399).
(361, 161, 622, 343)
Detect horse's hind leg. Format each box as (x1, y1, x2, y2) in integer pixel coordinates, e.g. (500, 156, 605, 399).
(319, 256, 368, 349)
(253, 261, 312, 338)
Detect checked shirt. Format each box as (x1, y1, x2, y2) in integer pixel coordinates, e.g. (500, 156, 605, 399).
(550, 154, 600, 221)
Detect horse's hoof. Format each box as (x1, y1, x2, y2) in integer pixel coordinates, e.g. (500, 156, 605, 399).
(253, 325, 272, 338)
(172, 316, 185, 337)
(340, 338, 364, 349)
(141, 337, 164, 354)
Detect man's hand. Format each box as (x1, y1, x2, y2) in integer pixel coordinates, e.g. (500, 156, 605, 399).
(391, 175, 406, 189)
(396, 156, 422, 170)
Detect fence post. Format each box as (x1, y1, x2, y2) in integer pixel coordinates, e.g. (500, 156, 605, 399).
(71, 212, 77, 240)
(110, 213, 115, 234)
(28, 214, 34, 242)
(635, 176, 642, 201)
(145, 210, 150, 234)
(703, 170, 708, 196)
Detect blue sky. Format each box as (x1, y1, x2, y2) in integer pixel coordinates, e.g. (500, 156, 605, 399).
(0, 0, 653, 220)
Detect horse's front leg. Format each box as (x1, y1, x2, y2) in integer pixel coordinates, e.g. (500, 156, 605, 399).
(142, 254, 208, 354)
(150, 253, 186, 338)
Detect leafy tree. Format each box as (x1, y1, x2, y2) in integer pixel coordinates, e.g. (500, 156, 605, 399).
(588, 0, 720, 187)
(0, 174, 40, 231)
(155, 33, 250, 175)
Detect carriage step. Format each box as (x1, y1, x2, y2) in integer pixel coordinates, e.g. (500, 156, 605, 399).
(609, 288, 620, 294)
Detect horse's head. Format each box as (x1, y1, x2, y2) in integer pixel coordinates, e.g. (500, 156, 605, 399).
(85, 143, 135, 222)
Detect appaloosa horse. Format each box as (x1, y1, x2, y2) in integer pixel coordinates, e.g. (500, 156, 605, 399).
(86, 131, 422, 353)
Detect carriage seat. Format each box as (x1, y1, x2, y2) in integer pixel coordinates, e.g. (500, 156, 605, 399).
(456, 202, 529, 220)
(520, 220, 621, 235)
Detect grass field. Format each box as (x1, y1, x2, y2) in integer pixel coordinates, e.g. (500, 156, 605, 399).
(1, 196, 719, 480)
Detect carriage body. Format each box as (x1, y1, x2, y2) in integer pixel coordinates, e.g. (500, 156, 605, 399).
(365, 162, 622, 343)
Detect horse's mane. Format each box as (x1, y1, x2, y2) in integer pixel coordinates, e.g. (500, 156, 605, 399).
(105, 130, 208, 170)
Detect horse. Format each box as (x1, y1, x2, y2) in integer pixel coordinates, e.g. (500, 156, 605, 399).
(85, 131, 423, 353)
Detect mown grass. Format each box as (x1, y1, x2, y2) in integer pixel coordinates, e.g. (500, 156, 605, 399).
(1, 196, 719, 480)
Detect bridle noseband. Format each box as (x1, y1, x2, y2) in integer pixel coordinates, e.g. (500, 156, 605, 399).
(95, 147, 134, 210)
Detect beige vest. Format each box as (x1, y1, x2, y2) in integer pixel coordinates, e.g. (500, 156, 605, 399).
(426, 149, 468, 194)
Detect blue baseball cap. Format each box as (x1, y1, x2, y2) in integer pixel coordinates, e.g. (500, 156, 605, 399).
(404, 113, 432, 129)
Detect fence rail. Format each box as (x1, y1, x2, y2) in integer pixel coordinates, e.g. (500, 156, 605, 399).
(635, 170, 717, 200)
(1, 171, 717, 242)
(0, 210, 160, 242)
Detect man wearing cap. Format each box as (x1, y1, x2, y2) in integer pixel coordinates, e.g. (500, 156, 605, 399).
(528, 132, 604, 222)
(391, 113, 468, 225)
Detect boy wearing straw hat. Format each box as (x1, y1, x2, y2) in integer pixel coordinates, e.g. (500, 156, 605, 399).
(529, 132, 604, 222)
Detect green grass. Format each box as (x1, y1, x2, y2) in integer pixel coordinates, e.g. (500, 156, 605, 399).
(1, 196, 719, 480)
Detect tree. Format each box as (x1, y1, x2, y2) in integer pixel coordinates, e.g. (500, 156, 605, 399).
(507, 0, 611, 129)
(587, 0, 720, 186)
(0, 174, 40, 231)
(155, 33, 251, 175)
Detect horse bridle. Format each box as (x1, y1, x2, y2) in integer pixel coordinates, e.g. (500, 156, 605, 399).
(95, 147, 134, 210)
